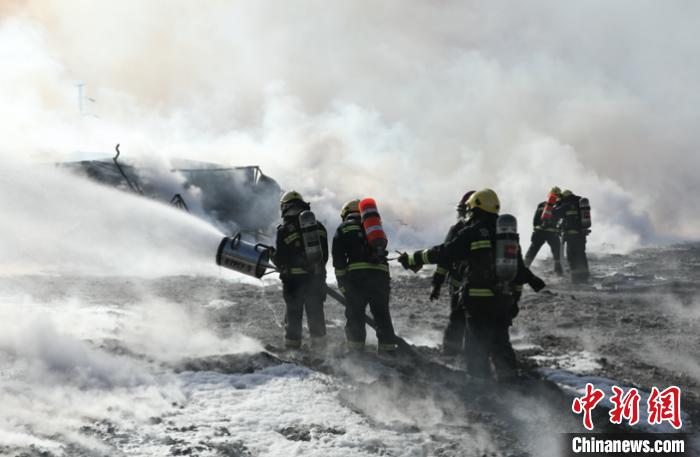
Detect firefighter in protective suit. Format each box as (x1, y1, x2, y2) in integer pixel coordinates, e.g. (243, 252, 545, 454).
(399, 189, 545, 380)
(332, 199, 398, 352)
(524, 186, 563, 275)
(555, 190, 590, 283)
(272, 191, 328, 349)
(430, 191, 475, 355)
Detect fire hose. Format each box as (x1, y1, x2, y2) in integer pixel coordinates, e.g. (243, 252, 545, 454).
(216, 234, 415, 355)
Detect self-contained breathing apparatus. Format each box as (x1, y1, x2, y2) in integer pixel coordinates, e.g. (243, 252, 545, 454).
(358, 198, 388, 258)
(298, 210, 325, 273)
(494, 214, 520, 295)
(579, 197, 591, 230)
(557, 194, 591, 268)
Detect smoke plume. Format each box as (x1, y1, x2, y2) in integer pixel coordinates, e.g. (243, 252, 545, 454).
(2, 1, 699, 254)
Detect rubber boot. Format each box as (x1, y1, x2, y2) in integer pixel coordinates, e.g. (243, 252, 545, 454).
(284, 338, 302, 350)
(554, 261, 563, 276)
(310, 336, 328, 351)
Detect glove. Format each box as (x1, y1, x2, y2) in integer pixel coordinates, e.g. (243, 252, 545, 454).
(528, 275, 546, 292)
(429, 284, 441, 301)
(398, 252, 410, 270)
(337, 278, 347, 295)
(399, 251, 424, 273)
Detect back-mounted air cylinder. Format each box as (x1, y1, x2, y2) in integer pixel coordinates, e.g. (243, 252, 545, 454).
(299, 210, 324, 265)
(495, 214, 519, 282)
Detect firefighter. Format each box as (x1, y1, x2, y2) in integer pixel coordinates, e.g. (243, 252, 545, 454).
(272, 191, 328, 349)
(430, 191, 475, 355)
(524, 187, 563, 275)
(332, 199, 398, 353)
(399, 189, 545, 380)
(556, 189, 590, 283)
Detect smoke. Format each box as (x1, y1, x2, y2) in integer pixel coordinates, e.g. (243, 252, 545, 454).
(2, 0, 700, 258)
(0, 162, 225, 276)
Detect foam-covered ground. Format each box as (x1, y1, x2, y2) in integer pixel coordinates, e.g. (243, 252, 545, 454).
(1, 244, 699, 456)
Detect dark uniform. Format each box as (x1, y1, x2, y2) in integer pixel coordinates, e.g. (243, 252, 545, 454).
(555, 194, 589, 283)
(404, 212, 543, 380)
(524, 201, 563, 274)
(332, 215, 397, 351)
(273, 218, 328, 348)
(431, 218, 469, 355)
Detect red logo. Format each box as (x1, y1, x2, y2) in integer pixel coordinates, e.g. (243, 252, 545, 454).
(572, 384, 683, 430)
(609, 386, 640, 426)
(572, 383, 605, 430)
(648, 386, 683, 429)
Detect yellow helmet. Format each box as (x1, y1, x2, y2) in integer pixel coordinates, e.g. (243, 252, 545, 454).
(466, 188, 500, 215)
(280, 190, 304, 206)
(550, 186, 561, 196)
(280, 190, 306, 216)
(340, 199, 361, 219)
(561, 189, 573, 198)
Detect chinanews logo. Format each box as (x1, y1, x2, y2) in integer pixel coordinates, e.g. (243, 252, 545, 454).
(565, 384, 689, 456)
(571, 383, 682, 430)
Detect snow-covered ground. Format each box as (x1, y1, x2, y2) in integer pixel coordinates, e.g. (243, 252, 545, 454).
(1, 243, 699, 456)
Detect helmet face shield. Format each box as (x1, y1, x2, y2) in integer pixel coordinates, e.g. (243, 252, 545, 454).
(281, 203, 303, 217)
(456, 190, 475, 221)
(281, 199, 309, 217)
(465, 206, 475, 220)
(456, 204, 467, 220)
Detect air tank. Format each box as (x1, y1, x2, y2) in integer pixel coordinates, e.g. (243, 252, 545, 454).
(495, 214, 519, 282)
(579, 197, 591, 229)
(540, 189, 559, 227)
(358, 198, 388, 253)
(299, 210, 324, 266)
(215, 233, 275, 278)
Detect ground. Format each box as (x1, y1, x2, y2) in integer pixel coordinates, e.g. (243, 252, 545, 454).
(0, 244, 698, 456)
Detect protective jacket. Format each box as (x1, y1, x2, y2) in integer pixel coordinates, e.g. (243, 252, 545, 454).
(555, 195, 584, 236)
(524, 201, 562, 272)
(432, 219, 468, 291)
(554, 194, 590, 282)
(332, 215, 395, 350)
(407, 213, 537, 322)
(432, 218, 470, 354)
(332, 215, 389, 280)
(273, 214, 328, 348)
(533, 201, 560, 233)
(273, 217, 328, 280)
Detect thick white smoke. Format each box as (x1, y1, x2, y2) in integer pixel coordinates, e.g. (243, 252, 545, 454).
(2, 0, 699, 256)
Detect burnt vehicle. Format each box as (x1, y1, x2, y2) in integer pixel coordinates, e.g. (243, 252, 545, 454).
(58, 144, 281, 236)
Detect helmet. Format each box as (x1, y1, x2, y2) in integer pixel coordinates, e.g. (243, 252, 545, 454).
(340, 199, 360, 220)
(561, 189, 573, 198)
(281, 190, 304, 206)
(456, 190, 476, 217)
(280, 190, 307, 216)
(550, 186, 562, 196)
(466, 188, 500, 215)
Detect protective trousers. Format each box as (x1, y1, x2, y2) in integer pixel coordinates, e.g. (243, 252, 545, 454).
(524, 230, 562, 273)
(344, 271, 397, 350)
(282, 275, 327, 348)
(564, 233, 589, 283)
(466, 318, 517, 381)
(442, 285, 466, 355)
